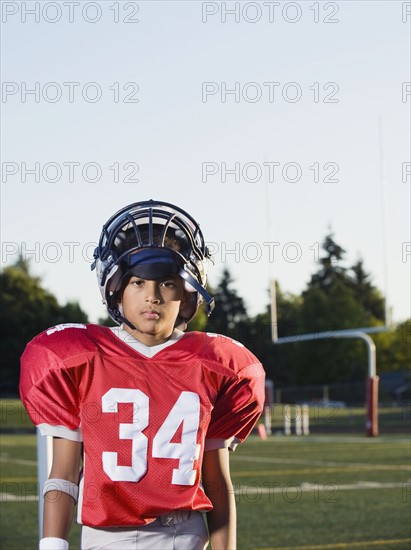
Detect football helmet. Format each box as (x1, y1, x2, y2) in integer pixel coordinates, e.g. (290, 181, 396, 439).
(91, 199, 215, 328)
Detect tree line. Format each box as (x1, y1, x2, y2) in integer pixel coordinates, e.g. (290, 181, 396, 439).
(1, 234, 409, 396)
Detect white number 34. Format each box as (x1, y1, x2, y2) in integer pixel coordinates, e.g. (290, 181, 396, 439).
(101, 389, 201, 485)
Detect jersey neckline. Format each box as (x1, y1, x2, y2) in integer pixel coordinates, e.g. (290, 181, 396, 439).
(107, 326, 186, 359)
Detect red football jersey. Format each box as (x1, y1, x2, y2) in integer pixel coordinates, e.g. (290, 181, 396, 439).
(20, 324, 265, 527)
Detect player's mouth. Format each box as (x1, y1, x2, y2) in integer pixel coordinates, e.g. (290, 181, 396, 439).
(142, 309, 160, 320)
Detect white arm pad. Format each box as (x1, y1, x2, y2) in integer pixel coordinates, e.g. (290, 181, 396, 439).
(43, 478, 79, 503)
(39, 537, 69, 549)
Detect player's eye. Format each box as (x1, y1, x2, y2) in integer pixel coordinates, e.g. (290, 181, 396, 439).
(160, 280, 176, 288)
(131, 278, 144, 286)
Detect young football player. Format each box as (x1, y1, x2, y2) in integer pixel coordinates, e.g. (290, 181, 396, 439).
(20, 200, 266, 550)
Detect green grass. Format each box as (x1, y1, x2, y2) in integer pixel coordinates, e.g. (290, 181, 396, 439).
(1, 433, 410, 549)
(0, 434, 82, 549)
(232, 435, 411, 549)
(1, 401, 409, 548)
(0, 399, 36, 431)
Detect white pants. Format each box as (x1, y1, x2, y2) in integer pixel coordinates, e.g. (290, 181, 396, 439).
(81, 511, 209, 550)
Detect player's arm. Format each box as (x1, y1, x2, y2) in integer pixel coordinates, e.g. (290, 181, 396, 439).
(202, 448, 236, 550)
(42, 437, 82, 543)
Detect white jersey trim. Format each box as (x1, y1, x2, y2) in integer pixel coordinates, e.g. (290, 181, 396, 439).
(38, 423, 83, 442)
(109, 327, 185, 358)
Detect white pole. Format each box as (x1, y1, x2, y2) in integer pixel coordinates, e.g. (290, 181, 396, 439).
(284, 405, 291, 436)
(265, 156, 279, 343)
(37, 430, 53, 539)
(302, 405, 310, 436)
(270, 278, 278, 342)
(379, 117, 391, 328)
(264, 405, 272, 435)
(295, 405, 302, 436)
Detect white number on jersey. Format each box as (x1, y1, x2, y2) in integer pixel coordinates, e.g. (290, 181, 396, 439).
(152, 391, 200, 485)
(102, 388, 149, 482)
(101, 388, 200, 485)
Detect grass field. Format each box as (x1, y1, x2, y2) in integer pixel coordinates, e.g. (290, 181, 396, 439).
(1, 401, 410, 549)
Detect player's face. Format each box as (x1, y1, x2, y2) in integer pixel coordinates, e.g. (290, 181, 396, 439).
(120, 275, 186, 346)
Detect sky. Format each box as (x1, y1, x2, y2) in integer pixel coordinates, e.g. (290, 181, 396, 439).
(1, 0, 410, 327)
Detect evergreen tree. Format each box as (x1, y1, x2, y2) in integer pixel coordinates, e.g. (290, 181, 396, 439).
(205, 268, 249, 340)
(309, 234, 347, 292)
(349, 259, 385, 323)
(0, 257, 88, 395)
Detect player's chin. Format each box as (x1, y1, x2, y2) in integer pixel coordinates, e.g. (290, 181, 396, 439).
(136, 323, 174, 343)
(135, 318, 164, 333)
(123, 315, 156, 330)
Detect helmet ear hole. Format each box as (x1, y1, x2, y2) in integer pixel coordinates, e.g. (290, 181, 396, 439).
(184, 280, 196, 293)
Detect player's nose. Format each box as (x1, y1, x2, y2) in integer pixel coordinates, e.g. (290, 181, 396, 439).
(144, 281, 161, 303)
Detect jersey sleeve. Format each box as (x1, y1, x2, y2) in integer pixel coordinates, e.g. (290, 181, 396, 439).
(19, 340, 82, 441)
(205, 361, 265, 450)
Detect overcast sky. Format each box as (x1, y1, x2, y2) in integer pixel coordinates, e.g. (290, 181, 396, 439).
(1, 1, 410, 327)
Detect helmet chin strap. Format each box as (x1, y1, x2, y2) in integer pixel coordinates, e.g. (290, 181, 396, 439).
(110, 305, 137, 332)
(178, 269, 215, 316)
